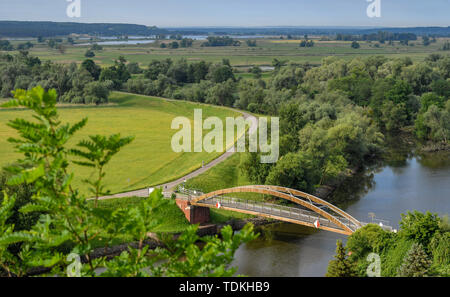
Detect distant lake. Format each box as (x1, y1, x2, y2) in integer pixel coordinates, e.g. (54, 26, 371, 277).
(75, 35, 270, 45)
(76, 40, 155, 46)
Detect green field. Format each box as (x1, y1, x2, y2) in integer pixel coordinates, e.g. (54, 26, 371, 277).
(0, 92, 241, 195)
(7, 37, 449, 68)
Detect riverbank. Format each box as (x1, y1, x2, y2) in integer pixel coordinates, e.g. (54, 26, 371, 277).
(419, 141, 450, 153)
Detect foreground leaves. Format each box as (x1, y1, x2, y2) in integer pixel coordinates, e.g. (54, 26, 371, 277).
(0, 87, 257, 277)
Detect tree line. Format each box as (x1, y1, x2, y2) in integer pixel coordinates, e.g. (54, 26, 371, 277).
(0, 51, 117, 104)
(336, 31, 418, 42)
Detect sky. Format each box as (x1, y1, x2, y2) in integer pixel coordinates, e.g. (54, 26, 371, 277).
(0, 0, 449, 27)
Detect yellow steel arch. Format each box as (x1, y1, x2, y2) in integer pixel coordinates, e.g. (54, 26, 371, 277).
(191, 185, 362, 235)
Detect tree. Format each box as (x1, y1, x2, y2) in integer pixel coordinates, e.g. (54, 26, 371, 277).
(127, 62, 142, 74)
(326, 240, 358, 277)
(166, 59, 189, 84)
(400, 211, 440, 249)
(431, 79, 450, 98)
(84, 50, 95, 58)
(81, 59, 101, 80)
(180, 38, 193, 48)
(205, 79, 236, 106)
(246, 40, 257, 47)
(83, 81, 111, 105)
(99, 58, 131, 89)
(0, 40, 14, 51)
(271, 58, 287, 71)
(380, 101, 408, 131)
(90, 43, 103, 51)
(346, 224, 391, 259)
(207, 63, 235, 83)
(351, 41, 360, 49)
(299, 40, 314, 47)
(265, 152, 321, 193)
(144, 59, 172, 80)
(168, 41, 179, 49)
(442, 42, 450, 51)
(420, 92, 446, 112)
(397, 243, 432, 277)
(249, 66, 262, 79)
(421, 104, 450, 142)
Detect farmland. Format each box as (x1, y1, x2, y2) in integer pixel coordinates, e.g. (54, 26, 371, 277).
(6, 36, 450, 68)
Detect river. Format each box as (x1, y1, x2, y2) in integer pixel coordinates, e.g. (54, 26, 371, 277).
(231, 142, 450, 277)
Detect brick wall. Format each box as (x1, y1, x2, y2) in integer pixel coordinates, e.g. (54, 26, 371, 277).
(175, 198, 210, 224)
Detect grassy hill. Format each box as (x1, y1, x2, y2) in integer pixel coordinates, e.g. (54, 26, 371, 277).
(0, 92, 241, 195)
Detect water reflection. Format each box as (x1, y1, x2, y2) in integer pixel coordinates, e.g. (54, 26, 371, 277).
(232, 138, 450, 277)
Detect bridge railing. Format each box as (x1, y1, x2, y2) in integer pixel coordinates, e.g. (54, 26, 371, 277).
(176, 186, 204, 198)
(202, 196, 357, 231)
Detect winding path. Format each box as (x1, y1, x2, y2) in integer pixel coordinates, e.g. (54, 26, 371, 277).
(98, 109, 258, 200)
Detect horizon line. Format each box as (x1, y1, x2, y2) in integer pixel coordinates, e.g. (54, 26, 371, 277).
(0, 20, 449, 29)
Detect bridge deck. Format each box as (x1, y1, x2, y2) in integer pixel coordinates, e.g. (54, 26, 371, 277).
(193, 196, 361, 235)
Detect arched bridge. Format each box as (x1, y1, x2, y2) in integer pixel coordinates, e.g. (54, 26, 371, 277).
(187, 185, 392, 235)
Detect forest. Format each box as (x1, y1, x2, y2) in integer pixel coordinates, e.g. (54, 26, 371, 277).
(0, 21, 168, 37)
(1, 51, 449, 194)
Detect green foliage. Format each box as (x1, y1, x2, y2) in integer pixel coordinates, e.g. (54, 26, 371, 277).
(202, 36, 240, 47)
(205, 79, 236, 106)
(299, 40, 314, 48)
(346, 224, 392, 259)
(329, 211, 448, 277)
(0, 52, 111, 104)
(381, 237, 413, 277)
(397, 243, 432, 277)
(266, 152, 320, 193)
(0, 87, 256, 277)
(326, 240, 358, 277)
(84, 50, 95, 58)
(81, 59, 101, 80)
(248, 66, 262, 79)
(430, 232, 450, 266)
(82, 81, 111, 105)
(351, 41, 360, 49)
(399, 211, 440, 249)
(71, 134, 134, 206)
(208, 63, 235, 84)
(100, 58, 131, 90)
(416, 102, 450, 142)
(0, 172, 38, 232)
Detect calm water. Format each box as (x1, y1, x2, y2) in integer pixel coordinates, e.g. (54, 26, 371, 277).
(76, 40, 155, 46)
(231, 149, 450, 277)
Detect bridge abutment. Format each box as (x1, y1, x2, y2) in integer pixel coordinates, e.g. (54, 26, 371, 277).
(175, 198, 210, 224)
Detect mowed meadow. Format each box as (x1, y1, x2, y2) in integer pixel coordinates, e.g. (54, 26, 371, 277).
(0, 92, 241, 195)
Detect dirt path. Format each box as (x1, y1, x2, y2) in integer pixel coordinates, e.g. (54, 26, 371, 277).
(98, 110, 258, 200)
